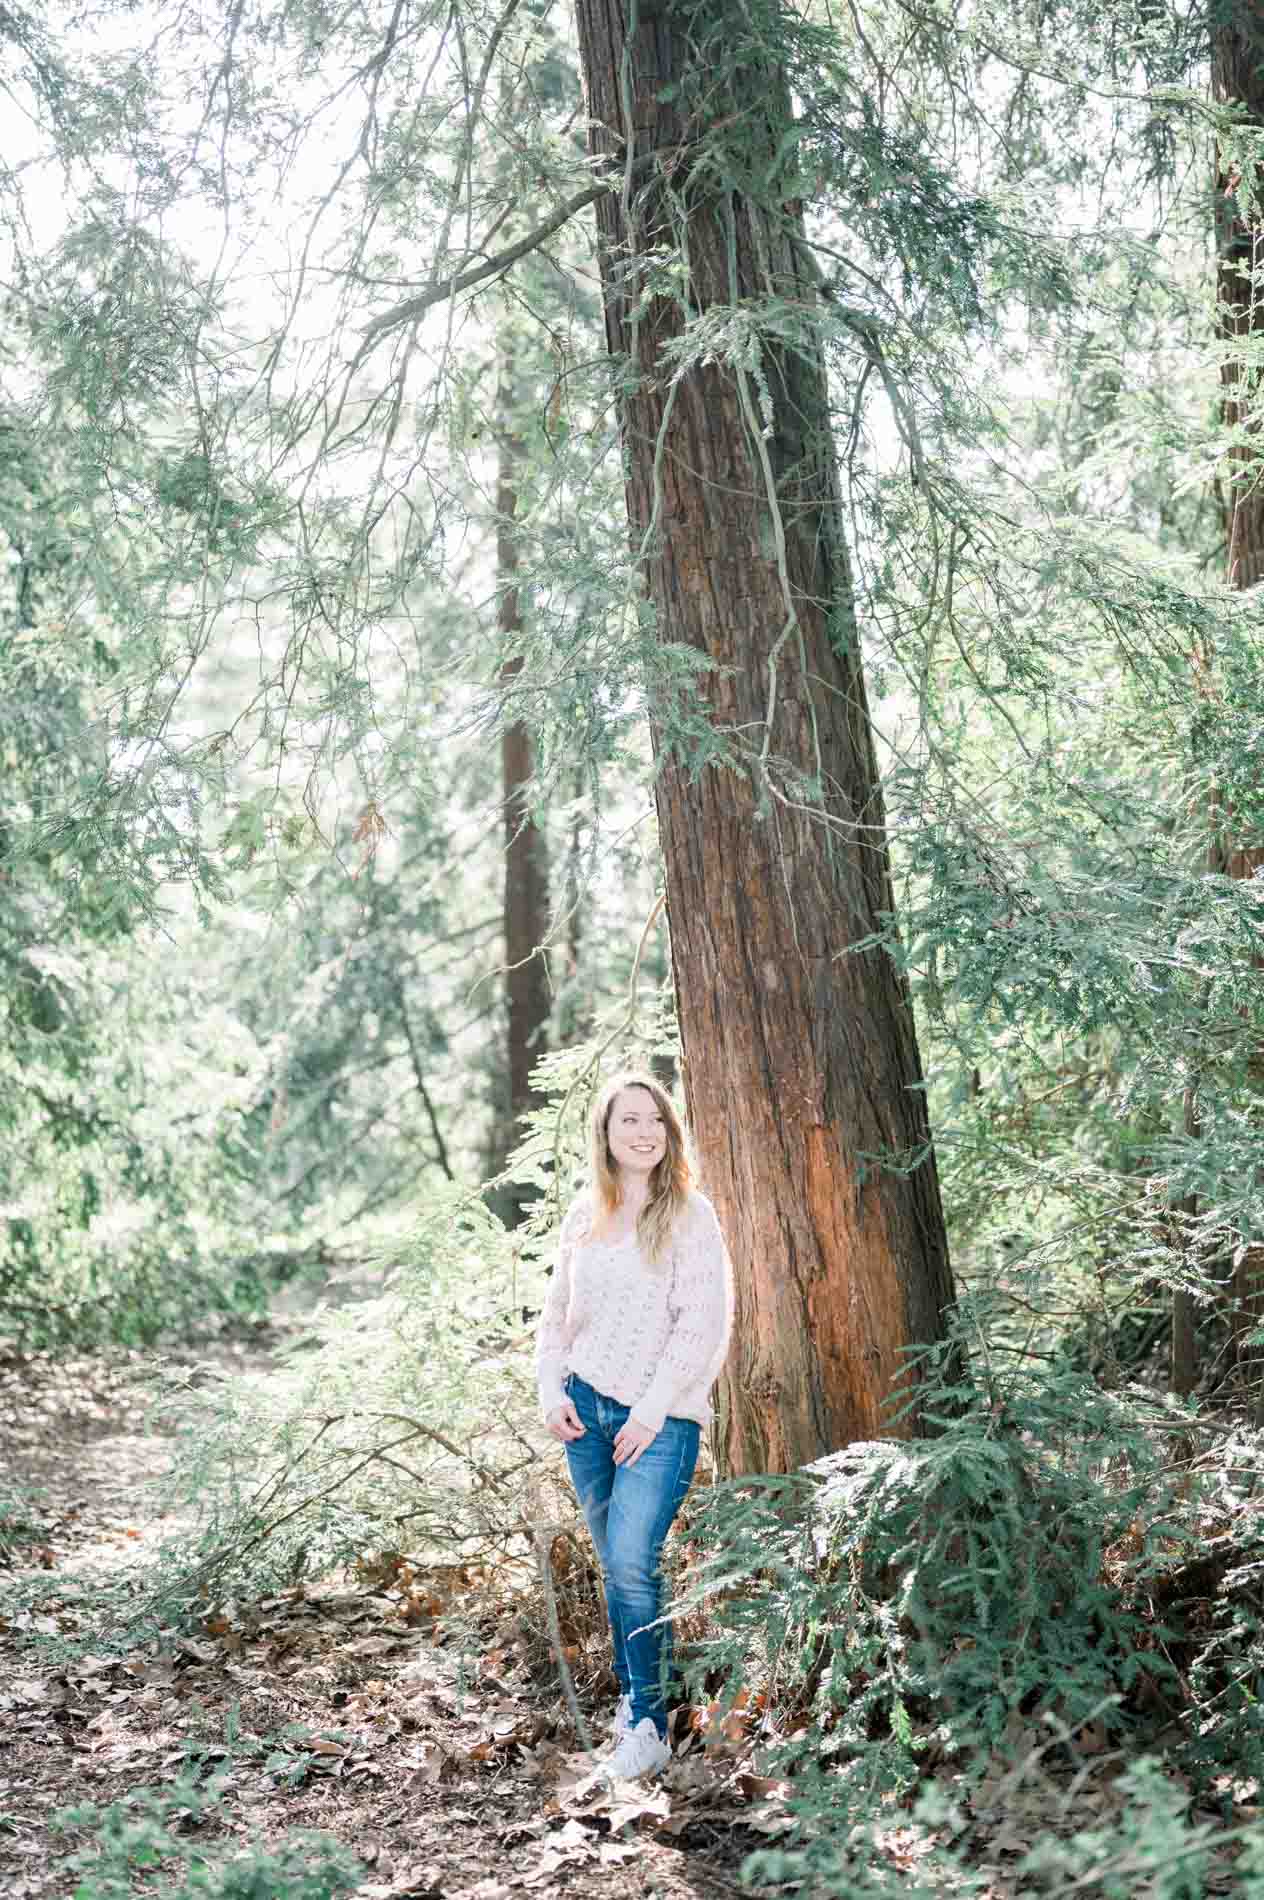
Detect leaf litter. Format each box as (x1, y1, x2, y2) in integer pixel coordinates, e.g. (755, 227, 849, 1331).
(2, 1341, 1253, 1899)
(0, 1343, 775, 1900)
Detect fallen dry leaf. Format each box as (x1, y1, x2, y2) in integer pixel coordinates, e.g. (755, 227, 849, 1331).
(178, 1639, 220, 1666)
(406, 1740, 454, 1786)
(358, 1864, 444, 1899)
(9, 1679, 65, 1709)
(343, 1635, 402, 1659)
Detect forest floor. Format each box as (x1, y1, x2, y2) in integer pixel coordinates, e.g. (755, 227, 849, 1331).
(0, 1318, 1252, 1900)
(0, 1317, 780, 1900)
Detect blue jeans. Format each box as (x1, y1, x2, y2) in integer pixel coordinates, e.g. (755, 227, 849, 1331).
(563, 1372, 700, 1738)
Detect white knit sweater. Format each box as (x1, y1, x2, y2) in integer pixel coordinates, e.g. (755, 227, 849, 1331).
(535, 1187, 735, 1433)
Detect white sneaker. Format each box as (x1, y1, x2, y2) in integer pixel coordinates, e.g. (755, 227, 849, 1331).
(607, 1715, 671, 1780)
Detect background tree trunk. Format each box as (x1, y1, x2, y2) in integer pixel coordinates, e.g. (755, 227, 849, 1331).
(1172, 1085, 1199, 1397)
(490, 343, 551, 1225)
(571, 0, 956, 1472)
(1215, 9, 1264, 593)
(1212, 8, 1264, 1385)
(555, 764, 591, 1046)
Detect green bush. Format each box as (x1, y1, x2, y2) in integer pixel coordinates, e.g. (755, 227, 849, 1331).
(137, 1182, 545, 1622)
(740, 1753, 1264, 1898)
(54, 1778, 362, 1900)
(0, 1481, 51, 1565)
(675, 1319, 1264, 1840)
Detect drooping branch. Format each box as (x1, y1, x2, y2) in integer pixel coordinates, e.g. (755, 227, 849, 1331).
(358, 183, 607, 347)
(357, 140, 691, 354)
(131, 1408, 525, 1620)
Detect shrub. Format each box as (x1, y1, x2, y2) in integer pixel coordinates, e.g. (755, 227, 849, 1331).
(673, 1317, 1264, 1877)
(136, 1183, 552, 1623)
(54, 1778, 362, 1900)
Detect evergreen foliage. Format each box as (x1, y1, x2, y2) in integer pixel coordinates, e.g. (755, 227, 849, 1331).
(3, 0, 1254, 1341)
(54, 1778, 362, 1900)
(2, 0, 1264, 1881)
(140, 1186, 536, 1616)
(136, 994, 675, 1621)
(671, 1323, 1264, 1887)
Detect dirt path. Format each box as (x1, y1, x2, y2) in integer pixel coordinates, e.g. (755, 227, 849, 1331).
(0, 1337, 768, 1900)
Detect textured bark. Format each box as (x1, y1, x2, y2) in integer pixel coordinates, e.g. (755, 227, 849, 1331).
(1213, 2, 1264, 881)
(493, 348, 551, 1222)
(1215, 6, 1264, 592)
(1170, 1289, 1196, 1398)
(571, 0, 955, 1471)
(1213, 7, 1264, 1382)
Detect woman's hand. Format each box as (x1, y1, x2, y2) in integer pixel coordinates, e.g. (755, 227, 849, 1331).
(613, 1417, 658, 1467)
(547, 1400, 585, 1443)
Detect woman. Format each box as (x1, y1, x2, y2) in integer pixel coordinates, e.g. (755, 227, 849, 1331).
(536, 1071, 734, 1780)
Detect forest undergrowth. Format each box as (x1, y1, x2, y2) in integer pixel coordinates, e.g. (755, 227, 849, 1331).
(3, 1219, 1264, 1900)
(0, 1320, 774, 1900)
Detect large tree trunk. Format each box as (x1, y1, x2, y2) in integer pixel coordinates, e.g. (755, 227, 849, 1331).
(1213, 9, 1264, 1386)
(491, 343, 551, 1224)
(572, 0, 955, 1472)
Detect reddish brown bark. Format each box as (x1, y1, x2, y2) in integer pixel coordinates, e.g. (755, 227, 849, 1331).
(1215, 8, 1264, 592)
(571, 0, 955, 1471)
(1213, 9, 1264, 1381)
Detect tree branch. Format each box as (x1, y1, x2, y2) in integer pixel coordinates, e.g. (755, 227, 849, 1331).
(394, 976, 455, 1181)
(359, 183, 607, 345)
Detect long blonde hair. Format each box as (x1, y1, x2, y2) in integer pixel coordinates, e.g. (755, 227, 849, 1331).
(589, 1070, 690, 1265)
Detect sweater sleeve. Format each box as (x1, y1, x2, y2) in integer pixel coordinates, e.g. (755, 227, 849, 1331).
(535, 1196, 589, 1420)
(631, 1192, 734, 1434)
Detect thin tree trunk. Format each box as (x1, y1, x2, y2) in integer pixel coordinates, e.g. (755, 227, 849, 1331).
(571, 0, 956, 1472)
(1171, 1085, 1198, 1398)
(556, 765, 591, 1045)
(492, 341, 551, 1223)
(1216, 8, 1264, 593)
(395, 976, 456, 1183)
(1171, 1285, 1196, 1399)
(1213, 8, 1264, 1388)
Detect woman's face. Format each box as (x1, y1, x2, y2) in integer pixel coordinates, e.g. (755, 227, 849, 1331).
(606, 1086, 668, 1180)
